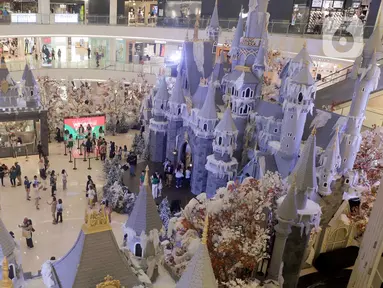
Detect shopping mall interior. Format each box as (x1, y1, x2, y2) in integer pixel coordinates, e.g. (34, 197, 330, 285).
(0, 0, 382, 287)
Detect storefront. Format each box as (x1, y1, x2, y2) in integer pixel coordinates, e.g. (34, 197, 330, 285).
(89, 38, 109, 62)
(305, 0, 372, 34)
(0, 38, 18, 58)
(124, 0, 158, 24)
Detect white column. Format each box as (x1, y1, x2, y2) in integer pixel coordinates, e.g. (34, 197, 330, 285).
(18, 38, 25, 57)
(109, 38, 116, 64)
(110, 0, 117, 25)
(38, 0, 50, 24)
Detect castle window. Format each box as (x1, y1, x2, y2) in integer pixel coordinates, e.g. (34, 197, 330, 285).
(161, 104, 164, 109)
(274, 128, 278, 133)
(203, 123, 208, 131)
(291, 115, 294, 119)
(343, 158, 347, 162)
(298, 92, 303, 103)
(362, 87, 365, 92)
(185, 79, 188, 89)
(245, 88, 251, 98)
(244, 105, 248, 114)
(230, 138, 233, 145)
(323, 182, 328, 188)
(240, 107, 243, 114)
(31, 90, 34, 96)
(231, 87, 235, 95)
(135, 243, 142, 257)
(242, 90, 245, 98)
(293, 137, 296, 140)
(178, 108, 181, 115)
(345, 178, 350, 184)
(348, 141, 351, 145)
(230, 102, 233, 110)
(251, 90, 254, 98)
(286, 144, 289, 148)
(218, 137, 223, 145)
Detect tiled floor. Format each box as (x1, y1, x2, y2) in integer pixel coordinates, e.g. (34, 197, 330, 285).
(0, 132, 136, 274)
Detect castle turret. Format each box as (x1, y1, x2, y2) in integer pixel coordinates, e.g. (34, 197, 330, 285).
(166, 73, 186, 160)
(191, 80, 218, 195)
(149, 77, 169, 162)
(228, 10, 244, 71)
(279, 59, 315, 163)
(176, 214, 217, 288)
(212, 52, 225, 83)
(206, 107, 238, 198)
(339, 28, 382, 174)
(268, 177, 297, 281)
(291, 127, 318, 209)
(192, 78, 209, 109)
(279, 45, 313, 104)
(206, 0, 220, 50)
(317, 128, 341, 196)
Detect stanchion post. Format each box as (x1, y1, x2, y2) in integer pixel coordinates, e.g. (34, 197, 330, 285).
(95, 147, 99, 161)
(88, 158, 92, 170)
(79, 144, 83, 156)
(73, 158, 77, 170)
(64, 143, 67, 156)
(25, 146, 29, 162)
(69, 151, 73, 163)
(83, 149, 87, 162)
(77, 136, 80, 150)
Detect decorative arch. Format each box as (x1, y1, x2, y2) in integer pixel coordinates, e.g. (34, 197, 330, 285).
(325, 227, 349, 252)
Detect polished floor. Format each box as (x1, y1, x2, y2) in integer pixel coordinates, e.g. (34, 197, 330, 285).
(0, 133, 136, 275)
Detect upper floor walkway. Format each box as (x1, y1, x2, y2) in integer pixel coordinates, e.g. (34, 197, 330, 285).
(0, 14, 374, 59)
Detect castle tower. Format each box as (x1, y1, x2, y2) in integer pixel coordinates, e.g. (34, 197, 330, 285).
(124, 166, 163, 258)
(42, 205, 141, 287)
(278, 58, 315, 165)
(176, 214, 218, 288)
(191, 81, 218, 195)
(290, 127, 318, 209)
(268, 177, 297, 282)
(205, 107, 239, 198)
(228, 9, 244, 71)
(212, 52, 225, 83)
(317, 128, 341, 196)
(21, 64, 39, 108)
(339, 28, 382, 174)
(149, 77, 169, 162)
(279, 45, 313, 104)
(166, 73, 186, 160)
(206, 0, 221, 53)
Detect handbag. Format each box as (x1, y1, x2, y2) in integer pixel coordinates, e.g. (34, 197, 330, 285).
(22, 229, 31, 238)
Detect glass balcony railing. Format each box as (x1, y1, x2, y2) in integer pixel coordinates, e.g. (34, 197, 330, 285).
(3, 59, 169, 75)
(0, 13, 378, 40)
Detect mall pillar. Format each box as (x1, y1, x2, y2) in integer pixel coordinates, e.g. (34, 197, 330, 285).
(40, 111, 49, 156)
(110, 0, 117, 25)
(18, 38, 25, 56)
(110, 38, 116, 63)
(38, 0, 50, 24)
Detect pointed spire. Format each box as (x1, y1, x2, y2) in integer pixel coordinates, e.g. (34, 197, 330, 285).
(198, 80, 218, 120)
(293, 128, 317, 209)
(193, 13, 200, 41)
(217, 52, 225, 64)
(201, 214, 209, 245)
(155, 77, 169, 101)
(175, 212, 217, 288)
(185, 29, 190, 41)
(210, 0, 219, 28)
(277, 175, 298, 221)
(2, 257, 13, 288)
(254, 41, 267, 67)
(144, 165, 150, 187)
(292, 45, 313, 65)
(169, 73, 185, 104)
(215, 107, 237, 134)
(292, 63, 315, 86)
(229, 10, 244, 54)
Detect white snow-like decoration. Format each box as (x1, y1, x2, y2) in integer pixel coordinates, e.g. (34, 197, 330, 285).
(340, 214, 351, 226)
(334, 116, 348, 132)
(193, 41, 205, 76)
(248, 0, 258, 14)
(235, 72, 245, 90)
(205, 154, 238, 179)
(258, 156, 266, 179)
(41, 260, 55, 288)
(123, 226, 137, 242)
(268, 141, 281, 155)
(149, 118, 168, 133)
(310, 110, 332, 129)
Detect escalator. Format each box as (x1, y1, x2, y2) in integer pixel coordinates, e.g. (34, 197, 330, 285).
(315, 58, 383, 108)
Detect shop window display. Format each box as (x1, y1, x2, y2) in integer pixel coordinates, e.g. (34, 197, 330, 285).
(0, 38, 18, 59)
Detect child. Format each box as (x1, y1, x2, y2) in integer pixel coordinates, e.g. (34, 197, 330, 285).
(175, 167, 184, 189)
(185, 167, 191, 187)
(61, 169, 68, 190)
(157, 173, 163, 197)
(88, 185, 96, 206)
(24, 176, 31, 201)
(56, 199, 63, 223)
(151, 174, 159, 198)
(123, 145, 128, 160)
(47, 196, 57, 224)
(33, 182, 41, 210)
(117, 147, 122, 161)
(139, 170, 145, 186)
